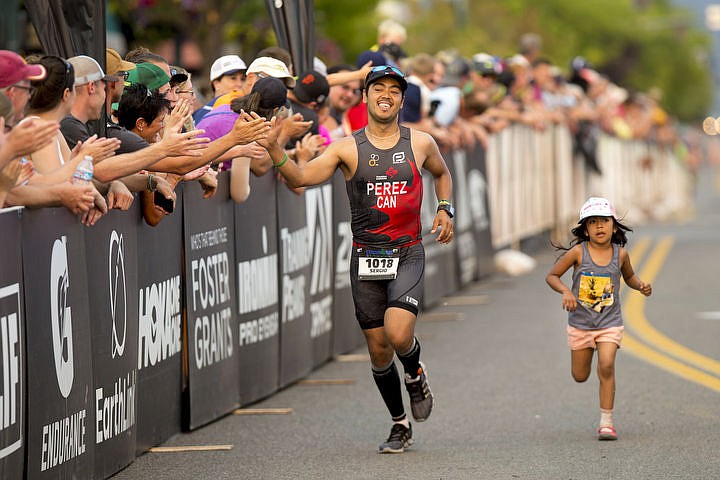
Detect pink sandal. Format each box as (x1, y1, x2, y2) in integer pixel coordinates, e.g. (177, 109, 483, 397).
(598, 425, 617, 441)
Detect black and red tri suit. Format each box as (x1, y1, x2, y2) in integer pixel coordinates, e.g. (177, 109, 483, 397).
(347, 126, 425, 328)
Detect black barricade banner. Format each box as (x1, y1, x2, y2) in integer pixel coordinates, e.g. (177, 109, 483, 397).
(234, 173, 280, 405)
(448, 148, 478, 286)
(183, 173, 239, 429)
(276, 183, 312, 386)
(465, 145, 494, 277)
(421, 149, 459, 308)
(135, 188, 184, 453)
(85, 205, 139, 478)
(306, 183, 334, 367)
(331, 172, 363, 355)
(0, 209, 25, 479)
(22, 208, 94, 480)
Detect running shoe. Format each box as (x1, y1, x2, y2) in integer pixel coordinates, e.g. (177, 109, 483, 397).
(378, 422, 413, 454)
(404, 361, 433, 422)
(598, 425, 617, 441)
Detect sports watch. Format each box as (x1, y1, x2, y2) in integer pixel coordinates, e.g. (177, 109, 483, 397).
(437, 202, 455, 218)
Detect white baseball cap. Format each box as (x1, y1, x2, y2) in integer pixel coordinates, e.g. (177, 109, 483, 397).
(579, 197, 617, 222)
(246, 56, 295, 88)
(68, 55, 114, 86)
(210, 55, 246, 82)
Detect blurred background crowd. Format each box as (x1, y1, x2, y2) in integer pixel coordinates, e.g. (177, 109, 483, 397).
(0, 0, 716, 227)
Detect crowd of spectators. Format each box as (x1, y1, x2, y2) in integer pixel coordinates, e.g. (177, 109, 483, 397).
(365, 28, 682, 162)
(0, 21, 691, 225)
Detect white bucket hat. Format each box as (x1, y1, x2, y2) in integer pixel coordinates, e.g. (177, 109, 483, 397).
(579, 197, 617, 222)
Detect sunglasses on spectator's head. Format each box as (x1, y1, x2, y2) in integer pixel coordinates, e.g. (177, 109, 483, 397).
(118, 71, 130, 81)
(41, 56, 73, 90)
(60, 58, 73, 89)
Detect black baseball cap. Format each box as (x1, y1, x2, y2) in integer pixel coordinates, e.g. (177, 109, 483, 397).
(169, 66, 188, 86)
(364, 65, 408, 93)
(252, 76, 288, 110)
(293, 70, 330, 105)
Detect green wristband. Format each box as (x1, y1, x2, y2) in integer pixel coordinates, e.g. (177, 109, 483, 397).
(273, 153, 289, 168)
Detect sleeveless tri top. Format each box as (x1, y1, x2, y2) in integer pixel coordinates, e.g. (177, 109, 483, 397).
(568, 242, 624, 330)
(347, 126, 423, 248)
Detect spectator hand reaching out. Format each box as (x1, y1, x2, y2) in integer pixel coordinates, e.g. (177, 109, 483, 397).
(58, 183, 95, 215)
(0, 158, 23, 206)
(198, 168, 218, 199)
(164, 98, 193, 133)
(280, 112, 313, 142)
(295, 132, 327, 163)
(106, 180, 134, 211)
(182, 164, 211, 181)
(229, 110, 272, 145)
(0, 117, 60, 163)
(72, 135, 121, 164)
(80, 186, 108, 226)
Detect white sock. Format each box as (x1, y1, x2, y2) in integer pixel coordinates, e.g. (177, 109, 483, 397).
(600, 409, 613, 427)
(394, 417, 410, 428)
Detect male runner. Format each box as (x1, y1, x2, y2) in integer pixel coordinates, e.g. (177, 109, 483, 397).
(257, 65, 454, 453)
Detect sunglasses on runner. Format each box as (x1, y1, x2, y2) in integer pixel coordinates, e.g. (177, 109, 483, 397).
(370, 65, 404, 77)
(365, 65, 408, 92)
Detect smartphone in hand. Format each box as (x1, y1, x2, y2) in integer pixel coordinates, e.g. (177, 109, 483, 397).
(154, 190, 174, 213)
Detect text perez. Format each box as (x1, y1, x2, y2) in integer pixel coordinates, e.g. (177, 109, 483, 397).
(367, 180, 408, 209)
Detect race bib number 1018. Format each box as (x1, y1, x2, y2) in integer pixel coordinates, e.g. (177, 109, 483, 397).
(358, 249, 399, 280)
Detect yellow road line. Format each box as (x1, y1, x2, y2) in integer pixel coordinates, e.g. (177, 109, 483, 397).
(628, 237, 652, 267)
(624, 236, 720, 391)
(627, 237, 720, 375)
(622, 334, 720, 392)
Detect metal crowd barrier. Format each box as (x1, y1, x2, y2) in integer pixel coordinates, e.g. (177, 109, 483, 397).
(485, 124, 692, 248)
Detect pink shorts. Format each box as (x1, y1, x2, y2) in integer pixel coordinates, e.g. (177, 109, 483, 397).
(567, 325, 624, 350)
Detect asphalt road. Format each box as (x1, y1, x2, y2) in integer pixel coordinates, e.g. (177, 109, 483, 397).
(113, 166, 720, 480)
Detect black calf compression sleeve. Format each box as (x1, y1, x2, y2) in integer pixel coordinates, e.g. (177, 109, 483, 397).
(397, 337, 421, 377)
(372, 362, 406, 420)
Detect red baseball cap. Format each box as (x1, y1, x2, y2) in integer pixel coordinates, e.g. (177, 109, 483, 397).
(0, 50, 47, 88)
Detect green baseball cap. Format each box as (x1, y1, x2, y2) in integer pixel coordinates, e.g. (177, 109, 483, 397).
(125, 62, 170, 91)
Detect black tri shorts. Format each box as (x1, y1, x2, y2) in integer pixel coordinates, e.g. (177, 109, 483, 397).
(349, 241, 425, 330)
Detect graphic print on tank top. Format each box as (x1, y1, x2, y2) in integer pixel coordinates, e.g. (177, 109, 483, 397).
(578, 272, 615, 313)
(347, 126, 423, 247)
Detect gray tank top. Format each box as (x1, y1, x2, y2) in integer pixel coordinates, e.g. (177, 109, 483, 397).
(568, 242, 623, 330)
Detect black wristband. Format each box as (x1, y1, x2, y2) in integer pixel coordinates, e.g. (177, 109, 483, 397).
(437, 203, 454, 218)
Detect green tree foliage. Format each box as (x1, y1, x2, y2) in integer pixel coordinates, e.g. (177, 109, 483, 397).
(314, 0, 381, 64)
(110, 0, 711, 120)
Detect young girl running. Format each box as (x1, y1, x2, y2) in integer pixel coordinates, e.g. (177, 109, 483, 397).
(546, 197, 652, 441)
